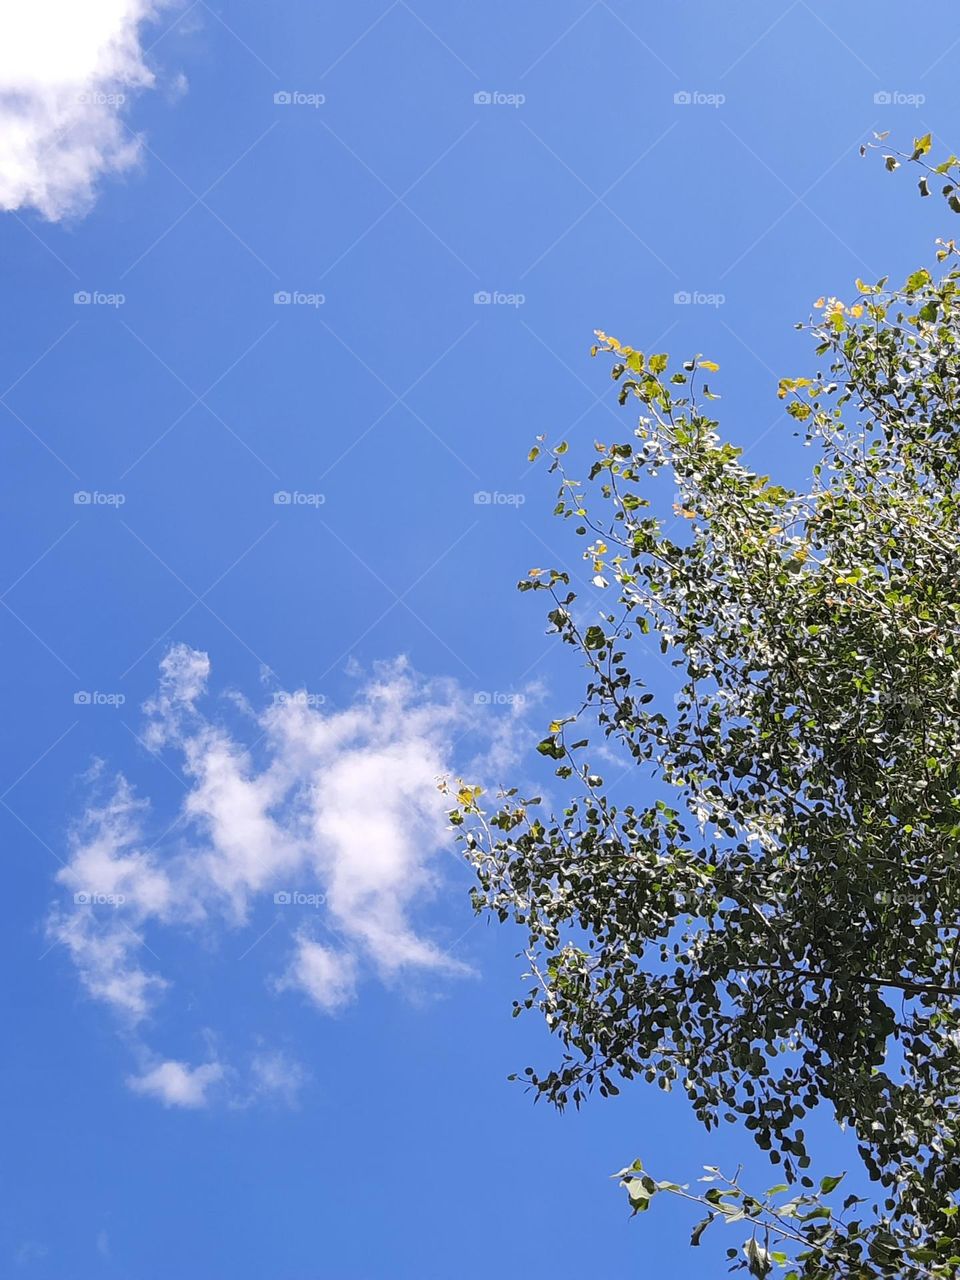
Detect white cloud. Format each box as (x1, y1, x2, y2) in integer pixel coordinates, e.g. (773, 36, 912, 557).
(127, 1058, 224, 1108)
(0, 1, 174, 220)
(50, 644, 537, 1102)
(276, 936, 357, 1013)
(142, 642, 210, 744)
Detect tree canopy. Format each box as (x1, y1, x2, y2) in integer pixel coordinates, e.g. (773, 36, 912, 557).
(454, 218, 960, 1277)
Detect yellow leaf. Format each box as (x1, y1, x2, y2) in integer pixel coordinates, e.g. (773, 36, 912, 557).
(913, 131, 933, 157)
(698, 359, 720, 372)
(594, 330, 622, 353)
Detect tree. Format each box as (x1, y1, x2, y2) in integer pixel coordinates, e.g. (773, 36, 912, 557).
(452, 227, 960, 1276)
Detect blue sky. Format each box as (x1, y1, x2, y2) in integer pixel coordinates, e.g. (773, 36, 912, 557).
(1, 2, 958, 1275)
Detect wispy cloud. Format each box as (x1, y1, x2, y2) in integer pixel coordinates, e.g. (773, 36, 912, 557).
(127, 1058, 224, 1108)
(0, 2, 176, 219)
(15, 1241, 49, 1268)
(49, 644, 537, 1104)
(275, 936, 358, 1013)
(244, 1048, 308, 1107)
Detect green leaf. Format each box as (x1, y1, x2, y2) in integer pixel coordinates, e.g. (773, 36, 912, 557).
(820, 1174, 845, 1194)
